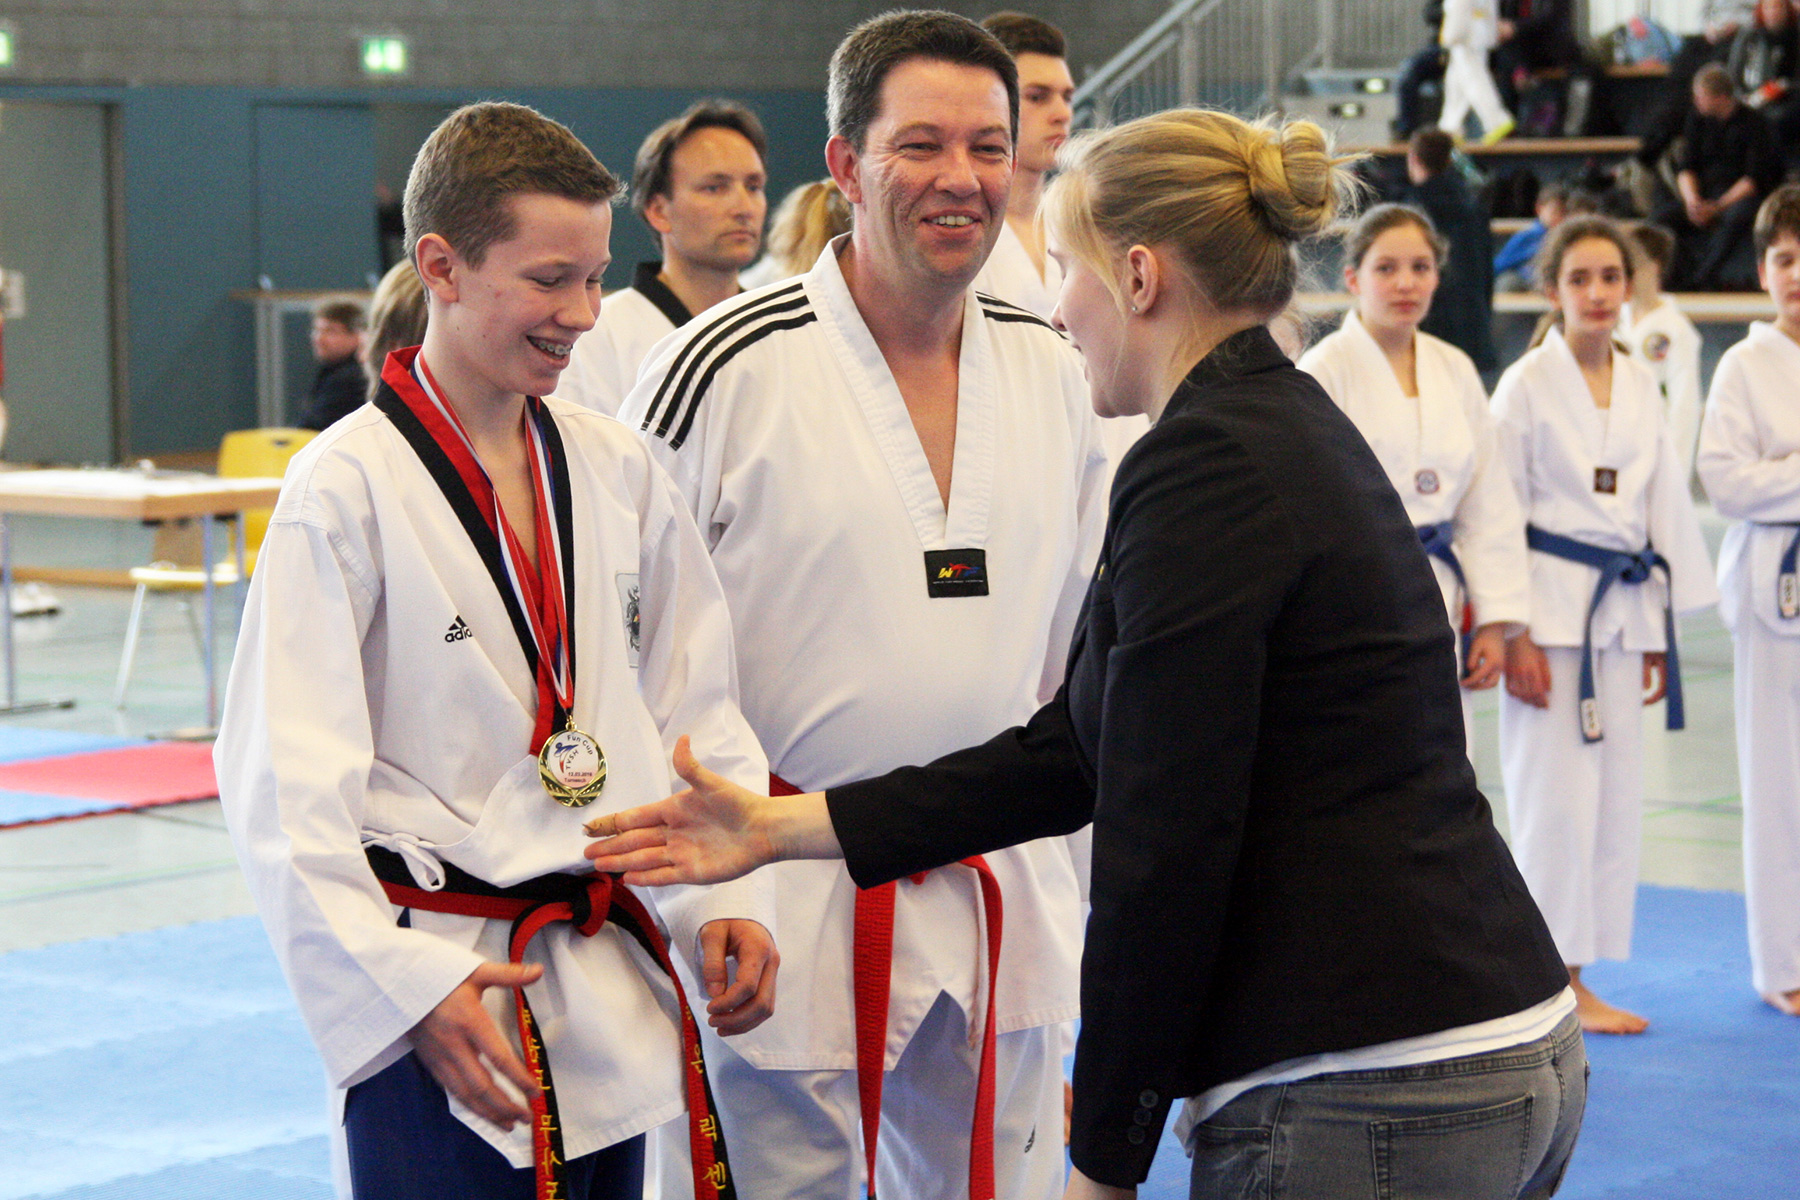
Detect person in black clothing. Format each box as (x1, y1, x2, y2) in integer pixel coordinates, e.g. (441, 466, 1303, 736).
(1657, 63, 1782, 289)
(587, 108, 1585, 1200)
(1727, 0, 1800, 171)
(299, 298, 368, 430)
(1403, 128, 1498, 371)
(1637, 1, 1753, 167)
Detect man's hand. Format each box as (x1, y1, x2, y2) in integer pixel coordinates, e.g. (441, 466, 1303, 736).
(1461, 624, 1508, 690)
(409, 961, 543, 1130)
(1064, 1165, 1135, 1200)
(696, 919, 779, 1035)
(1687, 197, 1719, 228)
(1505, 631, 1552, 708)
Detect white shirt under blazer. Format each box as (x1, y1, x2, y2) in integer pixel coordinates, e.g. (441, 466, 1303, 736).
(1299, 311, 1529, 635)
(618, 240, 1110, 1069)
(215, 396, 771, 1166)
(1490, 326, 1717, 652)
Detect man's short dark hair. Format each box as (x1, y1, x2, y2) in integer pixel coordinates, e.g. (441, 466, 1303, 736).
(1408, 128, 1454, 177)
(630, 99, 769, 232)
(1694, 62, 1734, 99)
(828, 10, 1019, 152)
(314, 298, 366, 333)
(404, 102, 619, 269)
(981, 11, 1065, 59)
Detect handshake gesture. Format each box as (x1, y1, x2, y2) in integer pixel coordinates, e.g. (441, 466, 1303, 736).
(583, 736, 840, 883)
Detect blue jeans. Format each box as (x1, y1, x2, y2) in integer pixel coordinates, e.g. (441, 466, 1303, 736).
(1188, 1013, 1586, 1199)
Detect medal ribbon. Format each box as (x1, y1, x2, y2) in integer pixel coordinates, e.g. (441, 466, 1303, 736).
(382, 348, 576, 750)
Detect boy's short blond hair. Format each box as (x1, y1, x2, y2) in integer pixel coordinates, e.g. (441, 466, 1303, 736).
(403, 101, 619, 269)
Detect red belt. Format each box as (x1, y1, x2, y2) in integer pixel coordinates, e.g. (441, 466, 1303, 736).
(366, 845, 736, 1200)
(770, 774, 1004, 1200)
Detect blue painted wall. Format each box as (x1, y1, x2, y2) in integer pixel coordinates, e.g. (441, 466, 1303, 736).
(0, 82, 830, 457)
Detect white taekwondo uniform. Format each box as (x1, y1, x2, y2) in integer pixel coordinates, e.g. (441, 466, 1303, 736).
(561, 262, 696, 416)
(215, 367, 771, 1174)
(1490, 327, 1716, 966)
(1438, 0, 1512, 139)
(974, 220, 1148, 471)
(1624, 296, 1705, 484)
(619, 239, 1108, 1200)
(1299, 312, 1529, 753)
(1696, 321, 1800, 998)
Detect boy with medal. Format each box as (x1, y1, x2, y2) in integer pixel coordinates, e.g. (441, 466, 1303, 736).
(216, 102, 776, 1200)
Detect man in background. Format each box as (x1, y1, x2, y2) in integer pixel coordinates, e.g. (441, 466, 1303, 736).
(561, 100, 768, 413)
(298, 297, 366, 431)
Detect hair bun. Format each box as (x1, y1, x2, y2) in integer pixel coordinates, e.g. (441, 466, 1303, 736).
(1245, 119, 1336, 243)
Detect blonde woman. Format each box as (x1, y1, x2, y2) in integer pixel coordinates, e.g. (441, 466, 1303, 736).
(590, 110, 1584, 1200)
(738, 177, 851, 286)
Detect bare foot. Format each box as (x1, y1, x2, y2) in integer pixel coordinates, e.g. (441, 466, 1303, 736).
(1571, 972, 1649, 1035)
(1762, 989, 1800, 1016)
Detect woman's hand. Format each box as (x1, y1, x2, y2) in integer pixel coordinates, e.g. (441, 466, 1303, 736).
(1505, 631, 1552, 708)
(583, 736, 839, 885)
(1642, 651, 1668, 706)
(1461, 623, 1507, 690)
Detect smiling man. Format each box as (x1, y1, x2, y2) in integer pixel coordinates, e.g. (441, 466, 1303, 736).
(617, 12, 1105, 1200)
(561, 100, 768, 414)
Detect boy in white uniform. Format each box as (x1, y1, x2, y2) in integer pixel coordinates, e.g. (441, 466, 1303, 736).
(562, 101, 768, 415)
(1696, 184, 1800, 1018)
(215, 102, 776, 1200)
(618, 13, 1106, 1200)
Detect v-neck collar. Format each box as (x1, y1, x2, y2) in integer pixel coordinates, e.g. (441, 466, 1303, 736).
(631, 261, 697, 329)
(807, 239, 997, 550)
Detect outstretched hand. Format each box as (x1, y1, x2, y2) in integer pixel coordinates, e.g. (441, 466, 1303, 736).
(583, 736, 781, 886)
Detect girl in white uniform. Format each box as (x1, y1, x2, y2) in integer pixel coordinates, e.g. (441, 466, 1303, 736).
(1299, 203, 1527, 757)
(1695, 184, 1800, 1018)
(1492, 216, 1718, 1035)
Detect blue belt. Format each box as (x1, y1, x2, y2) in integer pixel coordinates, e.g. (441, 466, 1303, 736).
(1765, 523, 1800, 620)
(1416, 520, 1472, 667)
(1526, 525, 1683, 742)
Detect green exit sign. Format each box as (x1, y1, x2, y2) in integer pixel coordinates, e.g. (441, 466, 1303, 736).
(0, 26, 15, 70)
(360, 36, 408, 76)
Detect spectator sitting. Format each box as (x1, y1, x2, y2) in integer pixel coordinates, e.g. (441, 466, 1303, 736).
(359, 261, 427, 401)
(1727, 0, 1800, 171)
(1495, 182, 1585, 289)
(1403, 128, 1498, 371)
(1656, 62, 1781, 289)
(298, 298, 367, 431)
(1638, 0, 1754, 167)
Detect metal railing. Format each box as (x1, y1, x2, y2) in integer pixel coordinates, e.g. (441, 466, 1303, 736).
(1073, 0, 1423, 128)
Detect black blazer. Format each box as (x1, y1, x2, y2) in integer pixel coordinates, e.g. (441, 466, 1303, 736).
(828, 327, 1567, 1187)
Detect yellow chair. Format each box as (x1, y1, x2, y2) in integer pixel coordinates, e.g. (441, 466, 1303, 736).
(113, 427, 316, 707)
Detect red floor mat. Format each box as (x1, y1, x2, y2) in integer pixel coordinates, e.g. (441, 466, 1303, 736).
(0, 741, 217, 804)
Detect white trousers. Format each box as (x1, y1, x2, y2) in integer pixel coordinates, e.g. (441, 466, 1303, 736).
(649, 991, 1066, 1200)
(1439, 42, 1512, 138)
(1731, 617, 1800, 995)
(1500, 642, 1645, 966)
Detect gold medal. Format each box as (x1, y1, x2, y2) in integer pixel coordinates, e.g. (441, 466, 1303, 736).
(538, 720, 607, 807)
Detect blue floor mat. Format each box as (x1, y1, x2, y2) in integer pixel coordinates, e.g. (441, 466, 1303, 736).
(2, 888, 1793, 1200)
(0, 727, 137, 766)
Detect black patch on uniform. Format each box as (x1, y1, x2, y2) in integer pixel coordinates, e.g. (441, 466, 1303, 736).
(925, 549, 989, 598)
(1594, 467, 1618, 494)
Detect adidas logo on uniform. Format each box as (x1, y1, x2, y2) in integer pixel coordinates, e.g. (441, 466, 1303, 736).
(444, 616, 472, 643)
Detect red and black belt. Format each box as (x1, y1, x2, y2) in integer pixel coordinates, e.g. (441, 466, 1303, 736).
(770, 775, 1005, 1200)
(366, 845, 737, 1200)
